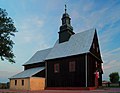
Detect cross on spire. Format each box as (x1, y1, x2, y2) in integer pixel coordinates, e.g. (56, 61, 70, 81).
(65, 4, 67, 13)
(59, 4, 74, 43)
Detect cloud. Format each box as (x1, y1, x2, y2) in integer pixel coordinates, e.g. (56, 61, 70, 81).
(102, 47, 120, 80)
(13, 15, 51, 60)
(71, 10, 80, 21)
(0, 56, 22, 83)
(16, 15, 44, 44)
(65, 1, 120, 81)
(0, 70, 21, 83)
(103, 47, 120, 57)
(14, 15, 52, 54)
(103, 62, 120, 81)
(102, 47, 120, 65)
(70, 2, 112, 32)
(83, 1, 94, 12)
(0, 71, 14, 78)
(80, 2, 120, 80)
(1, 0, 120, 82)
(74, 1, 120, 32)
(70, 2, 120, 81)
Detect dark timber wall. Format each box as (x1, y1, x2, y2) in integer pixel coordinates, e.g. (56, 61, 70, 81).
(87, 53, 102, 86)
(46, 54, 86, 87)
(88, 30, 103, 86)
(24, 62, 45, 70)
(46, 31, 103, 87)
(33, 70, 45, 78)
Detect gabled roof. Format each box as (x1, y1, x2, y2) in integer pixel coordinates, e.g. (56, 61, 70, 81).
(10, 67, 45, 79)
(23, 48, 52, 65)
(46, 28, 96, 60)
(23, 28, 96, 65)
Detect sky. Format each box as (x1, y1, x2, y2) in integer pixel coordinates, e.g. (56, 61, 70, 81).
(0, 0, 120, 83)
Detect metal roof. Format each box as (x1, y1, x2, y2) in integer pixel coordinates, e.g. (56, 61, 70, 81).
(23, 28, 96, 65)
(46, 28, 96, 60)
(10, 67, 45, 79)
(23, 48, 52, 65)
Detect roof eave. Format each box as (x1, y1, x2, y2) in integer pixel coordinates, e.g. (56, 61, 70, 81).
(23, 61, 45, 66)
(9, 77, 30, 79)
(89, 52, 103, 63)
(45, 52, 90, 61)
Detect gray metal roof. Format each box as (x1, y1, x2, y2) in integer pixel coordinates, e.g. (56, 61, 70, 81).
(46, 28, 96, 60)
(23, 48, 52, 65)
(10, 67, 45, 79)
(23, 28, 96, 65)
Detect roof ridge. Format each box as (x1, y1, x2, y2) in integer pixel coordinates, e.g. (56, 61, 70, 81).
(74, 28, 96, 35)
(37, 47, 52, 52)
(46, 28, 96, 60)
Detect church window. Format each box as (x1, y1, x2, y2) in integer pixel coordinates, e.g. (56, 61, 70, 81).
(22, 80, 24, 86)
(97, 47, 99, 52)
(15, 80, 17, 85)
(95, 61, 97, 68)
(69, 61, 76, 72)
(93, 43, 95, 49)
(54, 63, 60, 73)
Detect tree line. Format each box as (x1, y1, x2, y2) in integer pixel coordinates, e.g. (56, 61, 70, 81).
(109, 72, 120, 83)
(0, 8, 17, 63)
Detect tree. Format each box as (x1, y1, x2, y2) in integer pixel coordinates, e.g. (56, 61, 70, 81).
(109, 72, 119, 83)
(0, 8, 17, 63)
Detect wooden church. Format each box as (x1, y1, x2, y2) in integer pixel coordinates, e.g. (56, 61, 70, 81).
(10, 7, 103, 90)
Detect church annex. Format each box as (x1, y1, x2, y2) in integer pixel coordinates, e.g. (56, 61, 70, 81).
(9, 7, 103, 90)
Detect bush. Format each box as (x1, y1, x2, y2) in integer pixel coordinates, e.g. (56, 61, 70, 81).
(109, 72, 119, 83)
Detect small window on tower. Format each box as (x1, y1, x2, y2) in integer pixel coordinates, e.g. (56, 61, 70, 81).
(54, 63, 60, 73)
(69, 61, 76, 72)
(62, 19, 66, 24)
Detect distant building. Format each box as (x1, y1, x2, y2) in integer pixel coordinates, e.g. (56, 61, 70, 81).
(9, 6, 103, 90)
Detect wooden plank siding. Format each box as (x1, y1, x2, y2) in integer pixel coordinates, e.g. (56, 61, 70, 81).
(46, 54, 86, 87)
(24, 62, 45, 70)
(46, 31, 103, 88)
(33, 70, 45, 78)
(87, 53, 102, 87)
(87, 30, 103, 87)
(90, 30, 102, 61)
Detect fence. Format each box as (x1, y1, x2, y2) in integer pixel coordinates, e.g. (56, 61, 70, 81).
(0, 82, 9, 89)
(102, 82, 120, 87)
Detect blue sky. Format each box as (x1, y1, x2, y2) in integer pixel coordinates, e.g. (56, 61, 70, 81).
(0, 0, 120, 83)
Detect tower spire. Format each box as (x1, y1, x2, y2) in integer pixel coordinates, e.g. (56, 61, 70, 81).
(58, 5, 75, 43)
(65, 4, 67, 13)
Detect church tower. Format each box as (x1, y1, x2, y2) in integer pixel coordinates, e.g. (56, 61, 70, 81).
(58, 5, 75, 43)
